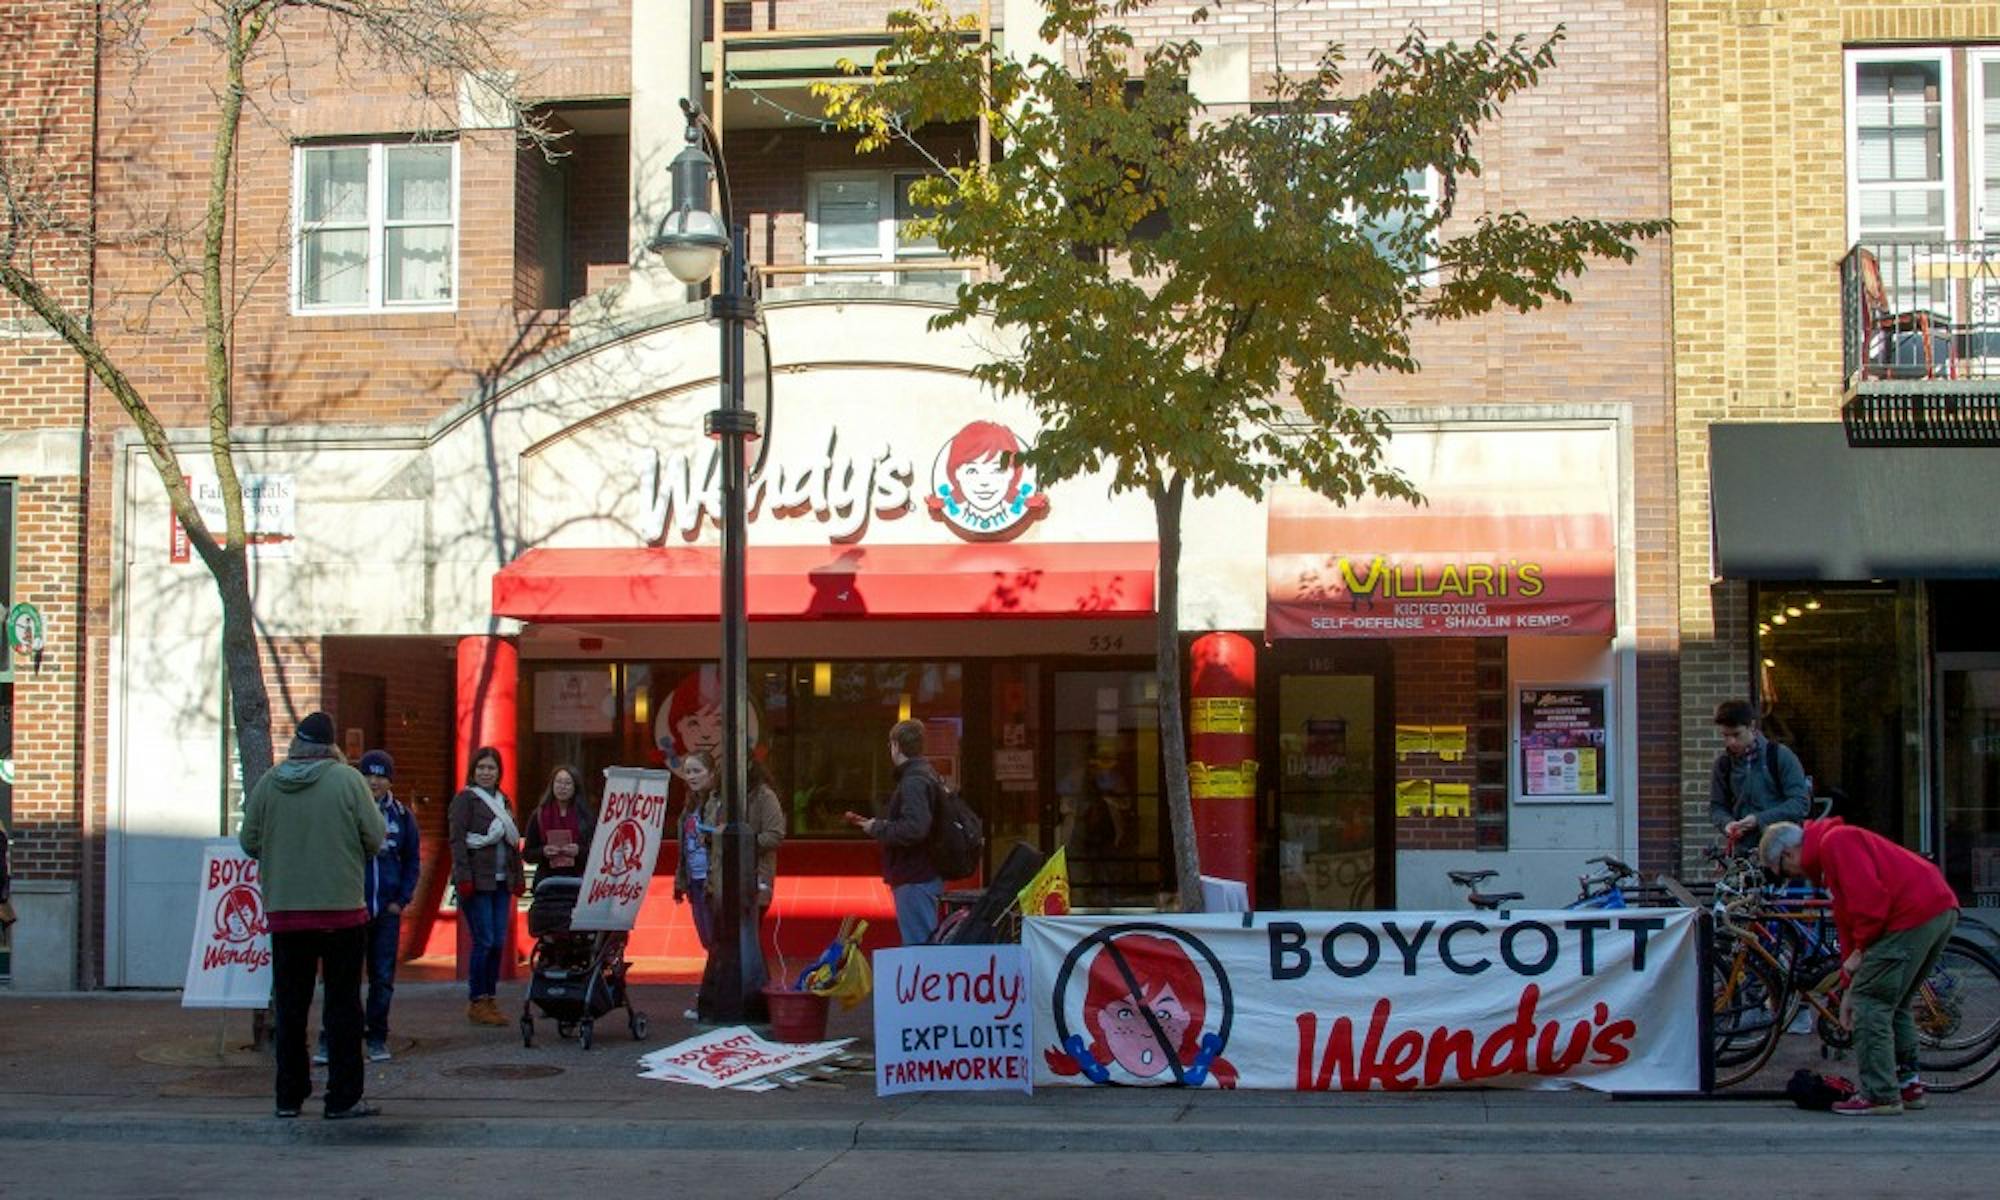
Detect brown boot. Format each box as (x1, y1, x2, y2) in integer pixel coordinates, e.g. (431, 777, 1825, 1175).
(468, 999, 486, 1024)
(475, 997, 509, 1026)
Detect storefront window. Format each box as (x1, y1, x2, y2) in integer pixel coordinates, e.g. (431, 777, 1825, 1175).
(525, 660, 964, 841)
(1753, 583, 1924, 846)
(1050, 670, 1162, 909)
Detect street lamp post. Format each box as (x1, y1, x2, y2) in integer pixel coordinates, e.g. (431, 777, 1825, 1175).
(649, 99, 765, 1024)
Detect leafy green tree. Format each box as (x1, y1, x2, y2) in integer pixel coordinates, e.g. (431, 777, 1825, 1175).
(819, 0, 1667, 909)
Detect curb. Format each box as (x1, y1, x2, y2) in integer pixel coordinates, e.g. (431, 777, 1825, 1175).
(2, 1114, 1995, 1155)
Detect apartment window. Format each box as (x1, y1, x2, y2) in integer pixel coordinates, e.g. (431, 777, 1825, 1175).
(1266, 113, 1440, 281)
(293, 141, 458, 312)
(1847, 52, 1951, 245)
(805, 171, 962, 286)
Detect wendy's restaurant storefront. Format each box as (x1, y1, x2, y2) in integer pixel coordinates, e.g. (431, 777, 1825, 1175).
(463, 291, 1206, 977)
(1710, 422, 2000, 916)
(1255, 414, 1640, 912)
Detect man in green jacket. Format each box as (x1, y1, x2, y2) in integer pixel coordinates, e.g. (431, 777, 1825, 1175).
(239, 711, 386, 1120)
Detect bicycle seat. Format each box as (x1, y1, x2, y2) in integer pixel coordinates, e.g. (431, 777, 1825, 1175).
(1586, 855, 1637, 878)
(1468, 890, 1524, 910)
(1448, 870, 1499, 888)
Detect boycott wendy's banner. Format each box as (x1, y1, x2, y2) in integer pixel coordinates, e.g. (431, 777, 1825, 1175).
(1027, 910, 1699, 1092)
(874, 944, 1033, 1097)
(182, 841, 272, 1008)
(570, 767, 672, 931)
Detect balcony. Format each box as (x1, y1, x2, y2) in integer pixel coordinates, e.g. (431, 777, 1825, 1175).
(1840, 239, 2000, 446)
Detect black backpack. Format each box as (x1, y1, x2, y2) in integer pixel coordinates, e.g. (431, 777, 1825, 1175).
(1786, 1068, 1857, 1111)
(928, 779, 985, 880)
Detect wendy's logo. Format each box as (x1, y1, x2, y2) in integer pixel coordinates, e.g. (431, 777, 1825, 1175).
(1044, 924, 1238, 1088)
(601, 820, 647, 877)
(928, 420, 1048, 541)
(214, 884, 265, 944)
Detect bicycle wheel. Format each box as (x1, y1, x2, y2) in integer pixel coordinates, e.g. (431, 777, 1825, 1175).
(1712, 932, 1788, 1089)
(1914, 938, 2000, 1091)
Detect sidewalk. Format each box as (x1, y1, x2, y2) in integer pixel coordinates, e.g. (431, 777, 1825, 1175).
(3, 983, 1995, 1154)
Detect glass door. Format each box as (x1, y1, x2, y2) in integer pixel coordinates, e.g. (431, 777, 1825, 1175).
(1938, 655, 2000, 909)
(1050, 669, 1162, 908)
(1275, 665, 1390, 910)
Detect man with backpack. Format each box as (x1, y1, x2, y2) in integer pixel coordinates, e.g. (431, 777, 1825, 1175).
(1709, 698, 1811, 842)
(848, 718, 946, 945)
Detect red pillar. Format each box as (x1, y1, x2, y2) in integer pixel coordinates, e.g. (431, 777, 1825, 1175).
(1189, 633, 1258, 906)
(454, 635, 522, 981)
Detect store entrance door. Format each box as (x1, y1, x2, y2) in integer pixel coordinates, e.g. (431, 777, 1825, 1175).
(1269, 645, 1394, 910)
(1938, 654, 2000, 909)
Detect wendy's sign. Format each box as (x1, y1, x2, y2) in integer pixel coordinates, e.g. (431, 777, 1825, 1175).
(1027, 911, 1699, 1092)
(182, 842, 273, 1008)
(570, 767, 672, 931)
(874, 944, 1033, 1097)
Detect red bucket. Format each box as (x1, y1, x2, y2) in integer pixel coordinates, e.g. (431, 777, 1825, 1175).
(763, 986, 831, 1044)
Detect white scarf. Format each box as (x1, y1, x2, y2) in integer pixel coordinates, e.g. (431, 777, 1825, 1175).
(463, 787, 520, 851)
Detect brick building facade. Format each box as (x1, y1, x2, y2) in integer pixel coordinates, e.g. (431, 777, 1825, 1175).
(1669, 1, 2000, 902)
(6, 0, 1681, 987)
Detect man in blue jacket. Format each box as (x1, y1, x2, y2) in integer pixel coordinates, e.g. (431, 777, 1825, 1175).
(319, 749, 421, 1064)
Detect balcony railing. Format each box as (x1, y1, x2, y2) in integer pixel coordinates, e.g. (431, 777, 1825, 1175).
(1842, 239, 2000, 388)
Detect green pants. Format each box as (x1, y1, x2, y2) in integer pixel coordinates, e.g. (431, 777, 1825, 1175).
(1850, 908, 1958, 1101)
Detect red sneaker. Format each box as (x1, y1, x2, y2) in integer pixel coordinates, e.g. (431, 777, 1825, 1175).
(1832, 1095, 1904, 1116)
(1900, 1081, 1927, 1110)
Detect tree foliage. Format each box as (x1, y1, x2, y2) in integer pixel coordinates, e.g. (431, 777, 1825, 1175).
(819, 0, 1667, 909)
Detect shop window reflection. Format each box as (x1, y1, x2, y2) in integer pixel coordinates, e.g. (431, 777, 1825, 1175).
(1052, 671, 1163, 909)
(1752, 583, 1923, 845)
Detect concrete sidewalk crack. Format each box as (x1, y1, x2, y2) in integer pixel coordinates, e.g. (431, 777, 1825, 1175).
(774, 1143, 854, 1198)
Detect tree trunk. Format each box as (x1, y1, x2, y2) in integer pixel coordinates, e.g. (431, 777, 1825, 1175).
(1153, 476, 1202, 913)
(214, 546, 274, 798)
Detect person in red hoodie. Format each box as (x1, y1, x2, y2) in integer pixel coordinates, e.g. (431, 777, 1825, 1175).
(1760, 818, 1959, 1115)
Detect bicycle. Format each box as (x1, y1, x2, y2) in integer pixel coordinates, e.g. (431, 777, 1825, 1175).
(1446, 856, 1639, 912)
(1700, 847, 2000, 1091)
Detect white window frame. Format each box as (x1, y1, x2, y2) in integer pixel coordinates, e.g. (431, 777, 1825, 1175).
(1973, 49, 2000, 240)
(804, 169, 959, 286)
(291, 140, 461, 315)
(1844, 47, 1955, 248)
(1274, 112, 1442, 284)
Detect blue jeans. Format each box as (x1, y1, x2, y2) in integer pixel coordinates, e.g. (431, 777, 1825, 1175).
(893, 878, 943, 946)
(688, 879, 714, 950)
(364, 911, 402, 1042)
(461, 888, 510, 1001)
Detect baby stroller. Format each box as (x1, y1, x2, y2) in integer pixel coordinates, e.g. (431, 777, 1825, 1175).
(519, 875, 649, 1050)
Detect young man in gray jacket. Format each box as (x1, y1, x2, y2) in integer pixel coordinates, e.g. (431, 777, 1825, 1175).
(239, 711, 385, 1120)
(1709, 698, 1811, 842)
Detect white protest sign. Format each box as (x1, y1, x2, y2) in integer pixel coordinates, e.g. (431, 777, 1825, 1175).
(874, 944, 1033, 1096)
(182, 841, 273, 1008)
(636, 1027, 854, 1089)
(569, 767, 672, 931)
(1027, 910, 1700, 1092)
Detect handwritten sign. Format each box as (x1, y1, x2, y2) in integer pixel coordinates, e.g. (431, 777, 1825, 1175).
(182, 841, 272, 1008)
(570, 767, 671, 930)
(637, 1027, 854, 1089)
(875, 944, 1033, 1096)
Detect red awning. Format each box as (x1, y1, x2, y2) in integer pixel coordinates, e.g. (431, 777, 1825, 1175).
(493, 542, 1156, 623)
(1267, 486, 1615, 639)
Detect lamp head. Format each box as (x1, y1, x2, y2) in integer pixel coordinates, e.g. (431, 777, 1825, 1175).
(647, 134, 728, 284)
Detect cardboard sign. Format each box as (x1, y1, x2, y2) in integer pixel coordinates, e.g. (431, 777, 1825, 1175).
(874, 944, 1033, 1096)
(182, 841, 272, 1008)
(1028, 910, 1699, 1093)
(570, 767, 672, 931)
(637, 1027, 854, 1089)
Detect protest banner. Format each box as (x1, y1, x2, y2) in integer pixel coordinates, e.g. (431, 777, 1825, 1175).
(182, 841, 272, 1008)
(1028, 909, 1699, 1092)
(874, 944, 1033, 1096)
(570, 767, 672, 931)
(637, 1027, 854, 1089)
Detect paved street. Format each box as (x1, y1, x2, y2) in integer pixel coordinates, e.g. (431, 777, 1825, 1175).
(2, 984, 1995, 1196)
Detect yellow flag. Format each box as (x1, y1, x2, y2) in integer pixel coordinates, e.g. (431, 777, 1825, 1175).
(1017, 847, 1071, 917)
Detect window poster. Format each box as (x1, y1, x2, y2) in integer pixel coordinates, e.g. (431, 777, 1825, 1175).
(1516, 686, 1608, 799)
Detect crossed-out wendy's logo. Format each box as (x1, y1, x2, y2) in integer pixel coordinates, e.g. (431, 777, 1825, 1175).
(601, 819, 647, 877)
(1043, 923, 1238, 1088)
(214, 883, 265, 944)
(928, 420, 1049, 541)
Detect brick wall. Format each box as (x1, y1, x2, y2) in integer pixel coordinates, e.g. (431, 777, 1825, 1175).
(1663, 0, 1999, 873)
(1392, 640, 1480, 852)
(1, 1, 97, 986)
